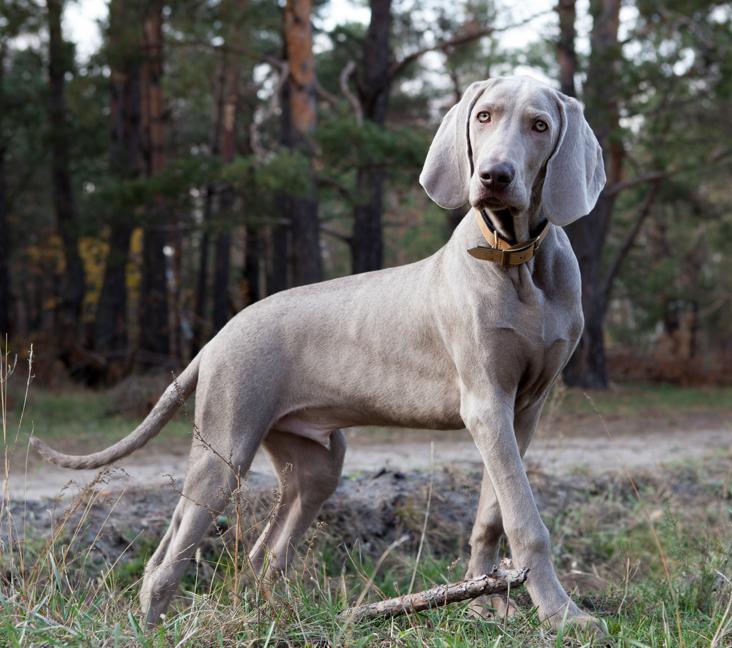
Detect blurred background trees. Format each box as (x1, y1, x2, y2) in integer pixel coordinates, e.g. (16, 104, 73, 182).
(0, 0, 730, 388)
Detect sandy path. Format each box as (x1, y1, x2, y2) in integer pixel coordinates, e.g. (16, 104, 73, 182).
(7, 425, 729, 500)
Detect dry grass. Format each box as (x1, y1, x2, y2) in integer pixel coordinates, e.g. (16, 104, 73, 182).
(1, 346, 731, 646)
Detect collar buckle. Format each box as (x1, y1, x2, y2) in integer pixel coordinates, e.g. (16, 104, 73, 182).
(469, 208, 550, 267)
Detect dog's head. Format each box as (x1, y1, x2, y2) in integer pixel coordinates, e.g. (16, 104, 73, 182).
(419, 76, 606, 227)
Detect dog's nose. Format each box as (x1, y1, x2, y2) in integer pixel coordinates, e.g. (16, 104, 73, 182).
(479, 162, 515, 190)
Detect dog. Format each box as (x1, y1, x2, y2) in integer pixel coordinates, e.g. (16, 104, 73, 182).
(32, 75, 606, 630)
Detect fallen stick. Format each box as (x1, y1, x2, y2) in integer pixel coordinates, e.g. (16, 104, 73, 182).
(338, 563, 528, 623)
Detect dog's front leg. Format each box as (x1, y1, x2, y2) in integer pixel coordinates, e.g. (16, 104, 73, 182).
(461, 390, 599, 631)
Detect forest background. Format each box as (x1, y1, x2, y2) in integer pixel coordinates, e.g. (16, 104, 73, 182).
(1, 0, 731, 389)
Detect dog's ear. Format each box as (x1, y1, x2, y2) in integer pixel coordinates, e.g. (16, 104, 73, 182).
(419, 81, 492, 209)
(542, 93, 606, 226)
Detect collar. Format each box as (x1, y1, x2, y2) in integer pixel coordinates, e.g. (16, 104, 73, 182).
(467, 208, 550, 267)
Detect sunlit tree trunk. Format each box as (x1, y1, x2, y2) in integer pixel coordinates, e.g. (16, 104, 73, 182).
(46, 0, 85, 343)
(283, 0, 322, 286)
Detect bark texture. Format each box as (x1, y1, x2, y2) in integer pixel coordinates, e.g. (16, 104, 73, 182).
(557, 0, 577, 97)
(351, 0, 393, 274)
(283, 0, 322, 286)
(339, 564, 527, 623)
(0, 45, 10, 337)
(212, 11, 244, 333)
(563, 0, 624, 388)
(138, 2, 170, 367)
(94, 0, 142, 369)
(47, 0, 85, 341)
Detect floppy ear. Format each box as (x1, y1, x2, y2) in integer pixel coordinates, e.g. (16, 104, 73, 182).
(542, 94, 606, 226)
(419, 81, 492, 209)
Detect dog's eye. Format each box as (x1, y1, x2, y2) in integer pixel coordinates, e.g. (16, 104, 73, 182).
(477, 111, 491, 123)
(533, 119, 548, 132)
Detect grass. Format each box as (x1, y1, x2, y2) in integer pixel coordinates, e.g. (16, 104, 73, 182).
(0, 458, 730, 647)
(1, 352, 731, 646)
(4, 382, 191, 456)
(556, 382, 732, 418)
(9, 381, 732, 452)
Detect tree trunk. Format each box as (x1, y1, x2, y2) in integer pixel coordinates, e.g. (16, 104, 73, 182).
(0, 45, 10, 338)
(243, 225, 260, 305)
(557, 0, 577, 97)
(212, 227, 232, 331)
(211, 0, 249, 332)
(562, 0, 623, 389)
(94, 222, 133, 363)
(268, 59, 292, 295)
(46, 0, 85, 343)
(190, 187, 212, 356)
(94, 0, 142, 370)
(351, 0, 392, 274)
(138, 3, 170, 367)
(283, 0, 321, 286)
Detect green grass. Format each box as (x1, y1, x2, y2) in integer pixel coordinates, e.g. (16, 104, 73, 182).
(1, 362, 731, 645)
(4, 382, 730, 456)
(557, 383, 732, 418)
(5, 386, 192, 454)
(1, 454, 730, 646)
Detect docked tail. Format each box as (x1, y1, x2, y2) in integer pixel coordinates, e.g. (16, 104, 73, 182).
(30, 353, 202, 470)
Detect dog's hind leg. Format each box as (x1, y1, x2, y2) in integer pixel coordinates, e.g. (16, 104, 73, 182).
(140, 388, 269, 626)
(248, 429, 346, 580)
(139, 444, 238, 626)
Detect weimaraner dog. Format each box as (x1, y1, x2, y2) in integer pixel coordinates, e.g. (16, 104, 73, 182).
(33, 76, 606, 631)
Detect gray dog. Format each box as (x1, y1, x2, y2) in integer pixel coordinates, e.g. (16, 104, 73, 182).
(33, 76, 606, 631)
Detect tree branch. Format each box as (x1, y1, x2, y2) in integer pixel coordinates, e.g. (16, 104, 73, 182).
(250, 62, 289, 158)
(317, 175, 353, 201)
(339, 562, 528, 623)
(602, 179, 661, 305)
(320, 224, 352, 245)
(606, 147, 732, 197)
(315, 79, 339, 106)
(389, 10, 552, 80)
(339, 60, 363, 124)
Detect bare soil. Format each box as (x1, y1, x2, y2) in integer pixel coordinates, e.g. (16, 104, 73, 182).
(2, 412, 729, 603)
(7, 421, 730, 500)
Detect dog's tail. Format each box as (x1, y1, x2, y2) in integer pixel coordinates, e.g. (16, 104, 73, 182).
(30, 352, 202, 470)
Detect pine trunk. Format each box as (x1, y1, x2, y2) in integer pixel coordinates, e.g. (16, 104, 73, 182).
(283, 0, 321, 286)
(243, 225, 260, 305)
(0, 45, 10, 338)
(94, 0, 142, 368)
(47, 0, 85, 342)
(557, 0, 577, 97)
(190, 188, 212, 356)
(562, 0, 623, 389)
(138, 3, 170, 367)
(212, 1, 248, 332)
(351, 0, 392, 274)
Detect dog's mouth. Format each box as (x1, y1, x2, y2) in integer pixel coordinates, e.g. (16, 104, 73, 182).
(482, 207, 517, 243)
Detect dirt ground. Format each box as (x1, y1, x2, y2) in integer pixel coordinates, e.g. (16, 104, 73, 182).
(1, 407, 730, 616)
(6, 415, 730, 500)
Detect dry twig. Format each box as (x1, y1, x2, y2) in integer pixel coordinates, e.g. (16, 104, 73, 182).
(338, 562, 528, 623)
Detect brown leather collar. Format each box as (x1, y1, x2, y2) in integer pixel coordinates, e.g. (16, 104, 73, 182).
(467, 208, 550, 267)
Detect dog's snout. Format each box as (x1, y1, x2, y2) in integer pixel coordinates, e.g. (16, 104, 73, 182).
(479, 162, 515, 190)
